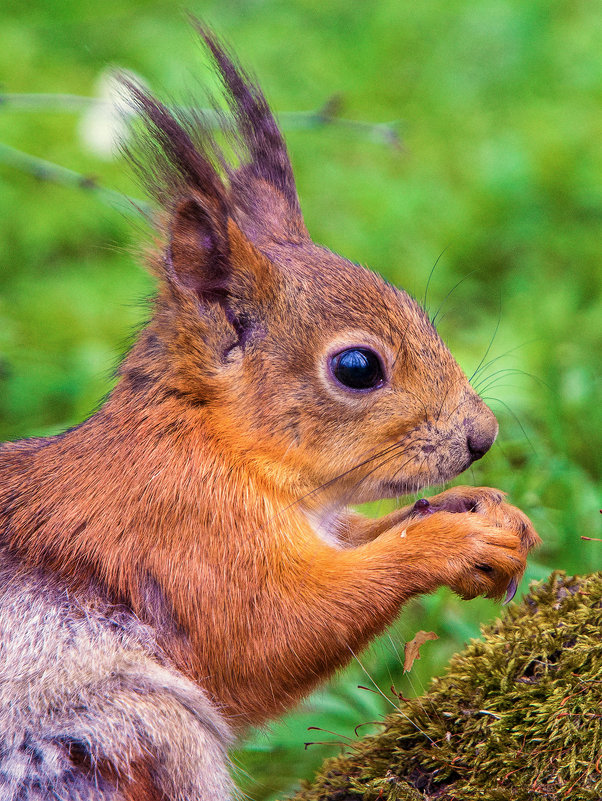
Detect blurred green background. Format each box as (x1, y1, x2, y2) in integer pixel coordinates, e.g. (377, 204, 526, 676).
(1, 1, 600, 798)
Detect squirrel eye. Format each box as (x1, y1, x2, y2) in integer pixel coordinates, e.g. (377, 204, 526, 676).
(330, 348, 385, 391)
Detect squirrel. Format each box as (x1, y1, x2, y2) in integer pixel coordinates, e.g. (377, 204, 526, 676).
(0, 22, 540, 801)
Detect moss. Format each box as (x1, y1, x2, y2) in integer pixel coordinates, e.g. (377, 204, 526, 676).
(291, 572, 602, 801)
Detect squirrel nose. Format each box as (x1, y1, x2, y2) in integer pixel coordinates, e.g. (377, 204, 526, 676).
(466, 427, 497, 462)
(464, 395, 498, 464)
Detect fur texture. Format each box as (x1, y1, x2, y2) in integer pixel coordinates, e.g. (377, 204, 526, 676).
(0, 553, 233, 800)
(0, 22, 540, 799)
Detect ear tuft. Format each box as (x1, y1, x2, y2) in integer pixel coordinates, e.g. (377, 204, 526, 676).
(192, 21, 308, 241)
(122, 20, 307, 268)
(193, 22, 301, 215)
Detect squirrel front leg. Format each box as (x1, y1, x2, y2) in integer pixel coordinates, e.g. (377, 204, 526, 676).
(337, 486, 540, 558)
(249, 508, 532, 721)
(336, 503, 416, 546)
(314, 506, 529, 614)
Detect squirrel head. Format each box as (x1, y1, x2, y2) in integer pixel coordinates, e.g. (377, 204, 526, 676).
(118, 23, 498, 511)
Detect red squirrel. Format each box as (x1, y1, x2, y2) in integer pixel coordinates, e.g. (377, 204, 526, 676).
(0, 23, 540, 801)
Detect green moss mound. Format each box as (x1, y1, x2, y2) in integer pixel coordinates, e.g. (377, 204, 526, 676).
(292, 572, 602, 801)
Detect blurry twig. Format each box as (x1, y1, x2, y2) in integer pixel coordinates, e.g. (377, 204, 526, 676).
(0, 142, 149, 217)
(278, 95, 401, 147)
(0, 92, 400, 214)
(0, 93, 98, 112)
(0, 92, 401, 147)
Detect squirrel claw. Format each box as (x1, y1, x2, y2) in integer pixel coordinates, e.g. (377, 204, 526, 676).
(503, 577, 519, 605)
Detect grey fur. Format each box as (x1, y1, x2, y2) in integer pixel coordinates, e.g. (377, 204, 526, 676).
(0, 557, 234, 800)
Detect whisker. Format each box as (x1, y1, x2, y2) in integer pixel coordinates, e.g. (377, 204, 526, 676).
(445, 394, 475, 423)
(422, 246, 450, 313)
(473, 367, 546, 394)
(332, 446, 423, 510)
(468, 297, 502, 383)
(386, 631, 445, 732)
(435, 382, 455, 422)
(477, 381, 527, 397)
(399, 388, 430, 420)
(431, 269, 479, 327)
(276, 438, 417, 517)
(385, 454, 422, 491)
(469, 338, 541, 385)
(348, 647, 439, 746)
(480, 396, 536, 454)
(432, 309, 454, 328)
(342, 451, 423, 510)
(392, 318, 412, 370)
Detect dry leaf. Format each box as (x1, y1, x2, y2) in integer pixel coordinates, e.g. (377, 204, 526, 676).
(403, 630, 438, 672)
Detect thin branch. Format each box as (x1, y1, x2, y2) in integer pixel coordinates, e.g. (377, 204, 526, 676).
(0, 92, 401, 147)
(0, 93, 98, 111)
(0, 142, 149, 216)
(0, 92, 400, 213)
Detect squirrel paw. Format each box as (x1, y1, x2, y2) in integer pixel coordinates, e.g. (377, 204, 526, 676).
(406, 487, 540, 602)
(444, 514, 527, 600)
(410, 485, 541, 553)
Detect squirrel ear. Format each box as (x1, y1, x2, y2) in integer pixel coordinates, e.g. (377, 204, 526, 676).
(168, 196, 231, 303)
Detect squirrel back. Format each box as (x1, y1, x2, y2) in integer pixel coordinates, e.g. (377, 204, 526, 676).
(0, 22, 539, 800)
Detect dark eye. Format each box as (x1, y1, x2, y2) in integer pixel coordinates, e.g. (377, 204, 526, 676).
(330, 348, 385, 390)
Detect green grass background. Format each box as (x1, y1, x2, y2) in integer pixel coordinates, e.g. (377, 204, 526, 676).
(1, 1, 600, 798)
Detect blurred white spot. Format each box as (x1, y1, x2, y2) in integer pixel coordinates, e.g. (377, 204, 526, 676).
(79, 69, 146, 160)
